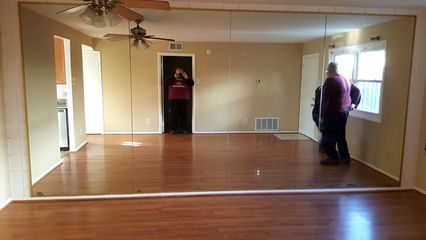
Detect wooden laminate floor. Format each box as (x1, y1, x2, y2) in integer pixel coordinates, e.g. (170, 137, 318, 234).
(1, 191, 426, 239)
(32, 134, 399, 196)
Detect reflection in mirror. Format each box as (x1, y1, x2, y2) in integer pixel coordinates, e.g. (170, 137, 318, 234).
(20, 3, 133, 196)
(227, 12, 327, 189)
(20, 2, 415, 197)
(123, 9, 232, 192)
(317, 14, 415, 187)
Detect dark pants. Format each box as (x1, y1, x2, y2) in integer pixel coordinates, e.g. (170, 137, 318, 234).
(321, 110, 350, 161)
(169, 99, 191, 132)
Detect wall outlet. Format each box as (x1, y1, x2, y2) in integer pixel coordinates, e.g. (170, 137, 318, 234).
(146, 119, 151, 125)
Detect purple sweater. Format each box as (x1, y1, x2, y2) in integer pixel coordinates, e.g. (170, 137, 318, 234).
(322, 74, 351, 119)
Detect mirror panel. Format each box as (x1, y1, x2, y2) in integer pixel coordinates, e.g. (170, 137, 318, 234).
(127, 9, 232, 193)
(20, 3, 134, 196)
(19, 3, 415, 197)
(317, 14, 415, 187)
(227, 11, 327, 190)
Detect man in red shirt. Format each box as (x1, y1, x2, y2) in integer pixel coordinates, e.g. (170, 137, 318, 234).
(168, 67, 194, 134)
(320, 62, 352, 165)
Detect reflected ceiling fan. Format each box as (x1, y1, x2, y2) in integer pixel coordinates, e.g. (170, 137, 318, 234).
(57, 0, 170, 28)
(103, 18, 175, 48)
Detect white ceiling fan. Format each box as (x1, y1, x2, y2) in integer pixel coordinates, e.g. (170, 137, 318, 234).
(57, 0, 170, 28)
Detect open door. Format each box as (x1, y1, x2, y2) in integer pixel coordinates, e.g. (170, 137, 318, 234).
(161, 55, 193, 133)
(82, 46, 104, 134)
(299, 53, 320, 140)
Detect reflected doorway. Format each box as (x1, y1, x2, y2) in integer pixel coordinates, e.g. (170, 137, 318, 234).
(82, 45, 104, 134)
(161, 55, 194, 133)
(299, 53, 320, 140)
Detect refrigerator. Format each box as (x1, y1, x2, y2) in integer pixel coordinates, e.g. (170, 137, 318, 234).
(57, 108, 69, 151)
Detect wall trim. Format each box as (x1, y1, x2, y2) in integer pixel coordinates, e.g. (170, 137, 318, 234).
(102, 131, 298, 134)
(194, 131, 299, 134)
(414, 186, 426, 195)
(32, 159, 63, 185)
(21, 187, 411, 201)
(352, 156, 400, 181)
(70, 140, 88, 152)
(0, 198, 13, 212)
(103, 132, 161, 135)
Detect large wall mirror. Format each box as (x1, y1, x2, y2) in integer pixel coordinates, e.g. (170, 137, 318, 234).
(19, 2, 415, 197)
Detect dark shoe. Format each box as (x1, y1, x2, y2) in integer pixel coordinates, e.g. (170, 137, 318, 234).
(320, 158, 341, 166)
(183, 130, 191, 135)
(341, 158, 351, 164)
(169, 131, 177, 135)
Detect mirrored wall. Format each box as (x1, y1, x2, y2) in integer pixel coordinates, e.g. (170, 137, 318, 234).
(19, 2, 415, 196)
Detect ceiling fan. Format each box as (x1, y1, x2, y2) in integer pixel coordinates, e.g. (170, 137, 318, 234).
(103, 18, 175, 48)
(57, 0, 170, 28)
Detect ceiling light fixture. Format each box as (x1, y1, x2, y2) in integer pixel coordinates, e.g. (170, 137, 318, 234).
(78, 1, 123, 28)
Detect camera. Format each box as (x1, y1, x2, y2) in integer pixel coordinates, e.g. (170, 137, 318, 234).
(178, 73, 184, 77)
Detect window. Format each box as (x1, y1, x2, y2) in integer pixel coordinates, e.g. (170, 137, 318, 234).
(329, 41, 386, 122)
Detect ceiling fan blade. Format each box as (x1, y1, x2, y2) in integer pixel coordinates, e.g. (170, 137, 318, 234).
(144, 36, 175, 42)
(56, 4, 89, 14)
(103, 34, 132, 41)
(122, 0, 171, 10)
(113, 5, 144, 21)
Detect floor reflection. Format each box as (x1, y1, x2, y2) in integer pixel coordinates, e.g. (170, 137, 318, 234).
(32, 134, 399, 196)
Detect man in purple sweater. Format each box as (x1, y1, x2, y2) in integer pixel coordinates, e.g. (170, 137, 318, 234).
(168, 67, 194, 134)
(320, 62, 352, 165)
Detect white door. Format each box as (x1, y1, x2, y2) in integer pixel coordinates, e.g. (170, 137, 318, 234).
(299, 54, 320, 140)
(82, 49, 104, 134)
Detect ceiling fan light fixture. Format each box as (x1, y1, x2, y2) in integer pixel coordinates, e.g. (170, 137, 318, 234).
(132, 39, 139, 48)
(79, 6, 96, 25)
(105, 9, 122, 27)
(93, 11, 107, 28)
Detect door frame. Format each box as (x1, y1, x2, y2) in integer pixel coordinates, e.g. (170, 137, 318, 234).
(157, 53, 196, 133)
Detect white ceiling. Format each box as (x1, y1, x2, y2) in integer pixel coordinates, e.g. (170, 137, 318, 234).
(23, 3, 400, 43)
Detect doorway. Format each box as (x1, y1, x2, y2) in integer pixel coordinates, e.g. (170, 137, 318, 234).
(160, 55, 194, 133)
(82, 45, 104, 134)
(299, 53, 320, 140)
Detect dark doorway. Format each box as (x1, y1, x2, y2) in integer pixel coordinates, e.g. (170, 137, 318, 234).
(162, 56, 193, 133)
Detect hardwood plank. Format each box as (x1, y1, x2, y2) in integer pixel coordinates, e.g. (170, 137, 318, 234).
(1, 191, 426, 239)
(32, 134, 399, 196)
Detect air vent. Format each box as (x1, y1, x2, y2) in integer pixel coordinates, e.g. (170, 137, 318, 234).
(169, 42, 183, 51)
(255, 117, 279, 131)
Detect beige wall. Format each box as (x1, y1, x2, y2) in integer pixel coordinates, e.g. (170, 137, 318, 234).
(21, 7, 93, 183)
(228, 43, 302, 131)
(415, 77, 426, 191)
(303, 17, 415, 179)
(0, 40, 11, 205)
(95, 40, 302, 132)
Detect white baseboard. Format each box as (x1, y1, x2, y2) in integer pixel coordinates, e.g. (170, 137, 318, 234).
(194, 131, 298, 134)
(32, 160, 63, 185)
(103, 132, 133, 135)
(24, 187, 411, 201)
(414, 186, 426, 195)
(0, 198, 12, 211)
(132, 132, 162, 134)
(71, 141, 88, 152)
(351, 156, 400, 181)
(104, 132, 163, 135)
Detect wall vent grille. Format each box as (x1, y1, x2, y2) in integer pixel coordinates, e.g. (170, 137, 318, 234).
(169, 42, 183, 51)
(255, 117, 279, 131)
